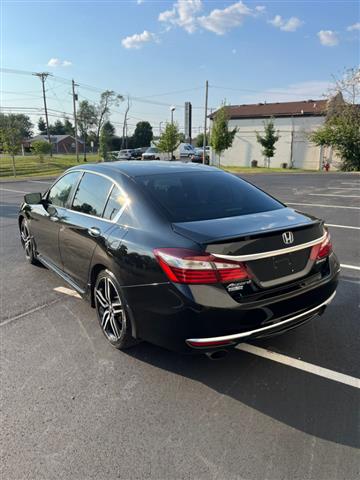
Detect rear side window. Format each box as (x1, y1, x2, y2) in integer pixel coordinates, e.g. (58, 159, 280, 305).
(72, 173, 112, 217)
(103, 185, 127, 221)
(47, 171, 81, 208)
(137, 171, 284, 222)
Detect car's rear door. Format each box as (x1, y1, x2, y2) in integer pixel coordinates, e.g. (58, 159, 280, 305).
(59, 171, 127, 289)
(30, 171, 82, 268)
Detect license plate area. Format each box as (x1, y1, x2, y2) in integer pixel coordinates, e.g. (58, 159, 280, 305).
(247, 248, 311, 284)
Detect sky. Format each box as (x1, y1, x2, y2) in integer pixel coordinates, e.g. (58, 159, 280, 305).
(1, 0, 359, 136)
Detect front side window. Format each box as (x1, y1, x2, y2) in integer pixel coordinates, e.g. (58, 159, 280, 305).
(103, 185, 127, 221)
(47, 171, 81, 208)
(72, 173, 112, 217)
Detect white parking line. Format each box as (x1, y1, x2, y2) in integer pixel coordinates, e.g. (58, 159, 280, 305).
(54, 286, 81, 298)
(309, 193, 360, 198)
(340, 264, 360, 271)
(0, 188, 27, 194)
(326, 224, 360, 230)
(341, 182, 360, 186)
(327, 187, 360, 191)
(27, 180, 52, 184)
(237, 344, 360, 389)
(287, 202, 360, 210)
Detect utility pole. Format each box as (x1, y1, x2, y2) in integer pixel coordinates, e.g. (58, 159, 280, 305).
(203, 80, 208, 164)
(34, 72, 52, 156)
(72, 79, 79, 162)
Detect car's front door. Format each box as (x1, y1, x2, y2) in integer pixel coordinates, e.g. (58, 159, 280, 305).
(59, 172, 127, 289)
(30, 171, 82, 267)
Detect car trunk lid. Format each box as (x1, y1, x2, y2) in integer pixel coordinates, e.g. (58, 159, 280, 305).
(172, 208, 325, 287)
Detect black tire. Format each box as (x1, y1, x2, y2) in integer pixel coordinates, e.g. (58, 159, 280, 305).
(20, 218, 38, 265)
(94, 270, 137, 350)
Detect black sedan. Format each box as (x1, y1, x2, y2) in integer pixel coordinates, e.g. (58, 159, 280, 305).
(19, 162, 339, 356)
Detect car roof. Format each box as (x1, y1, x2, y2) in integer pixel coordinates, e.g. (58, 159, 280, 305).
(67, 160, 217, 179)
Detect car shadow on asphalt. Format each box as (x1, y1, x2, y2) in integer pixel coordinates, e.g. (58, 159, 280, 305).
(124, 338, 359, 449)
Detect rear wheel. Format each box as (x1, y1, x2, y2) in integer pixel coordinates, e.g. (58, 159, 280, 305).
(94, 270, 137, 349)
(20, 218, 38, 265)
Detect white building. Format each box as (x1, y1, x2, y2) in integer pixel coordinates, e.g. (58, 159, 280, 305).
(209, 99, 341, 170)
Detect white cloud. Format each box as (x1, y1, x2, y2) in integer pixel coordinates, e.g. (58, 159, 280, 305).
(347, 22, 360, 31)
(242, 80, 333, 104)
(269, 15, 303, 32)
(47, 58, 72, 67)
(136, 0, 144, 4)
(158, 0, 202, 34)
(317, 30, 339, 46)
(121, 30, 158, 49)
(255, 5, 266, 13)
(198, 1, 252, 35)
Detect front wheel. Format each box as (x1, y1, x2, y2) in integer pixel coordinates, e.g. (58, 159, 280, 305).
(20, 218, 38, 265)
(94, 270, 137, 350)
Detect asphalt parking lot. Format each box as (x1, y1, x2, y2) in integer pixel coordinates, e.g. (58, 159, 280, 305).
(1, 171, 359, 480)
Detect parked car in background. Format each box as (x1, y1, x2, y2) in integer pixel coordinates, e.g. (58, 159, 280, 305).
(118, 149, 133, 160)
(194, 146, 210, 157)
(194, 147, 210, 164)
(142, 147, 168, 161)
(175, 143, 196, 160)
(131, 148, 144, 160)
(19, 161, 339, 356)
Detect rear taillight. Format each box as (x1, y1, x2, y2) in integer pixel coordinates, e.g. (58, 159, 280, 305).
(154, 248, 249, 284)
(310, 230, 333, 260)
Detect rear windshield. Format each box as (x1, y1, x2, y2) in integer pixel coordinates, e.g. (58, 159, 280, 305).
(146, 148, 158, 153)
(136, 171, 284, 222)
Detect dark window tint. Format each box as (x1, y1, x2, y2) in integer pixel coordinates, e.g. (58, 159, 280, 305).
(48, 171, 81, 208)
(103, 185, 127, 221)
(137, 171, 284, 222)
(72, 173, 112, 217)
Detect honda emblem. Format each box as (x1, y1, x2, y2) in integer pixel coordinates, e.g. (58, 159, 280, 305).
(282, 231, 294, 245)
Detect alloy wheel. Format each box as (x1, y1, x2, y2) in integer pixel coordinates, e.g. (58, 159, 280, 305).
(21, 222, 33, 260)
(95, 277, 124, 341)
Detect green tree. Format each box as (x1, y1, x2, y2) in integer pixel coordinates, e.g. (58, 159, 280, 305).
(95, 90, 123, 150)
(0, 113, 32, 138)
(77, 100, 97, 161)
(0, 116, 23, 176)
(49, 120, 66, 135)
(256, 119, 280, 168)
(132, 121, 153, 148)
(31, 140, 52, 162)
(157, 123, 181, 158)
(310, 103, 360, 171)
(210, 105, 237, 165)
(99, 121, 115, 161)
(63, 117, 75, 136)
(38, 117, 47, 135)
(195, 132, 205, 147)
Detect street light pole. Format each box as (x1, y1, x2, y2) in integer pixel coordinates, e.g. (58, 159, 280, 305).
(203, 80, 208, 164)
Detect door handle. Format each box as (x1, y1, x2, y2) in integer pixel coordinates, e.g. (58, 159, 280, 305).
(88, 227, 101, 237)
(50, 215, 59, 222)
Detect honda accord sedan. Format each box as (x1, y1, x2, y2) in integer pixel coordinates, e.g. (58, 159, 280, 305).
(19, 162, 339, 354)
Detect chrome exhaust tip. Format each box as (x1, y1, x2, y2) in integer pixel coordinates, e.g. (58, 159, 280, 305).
(205, 350, 228, 360)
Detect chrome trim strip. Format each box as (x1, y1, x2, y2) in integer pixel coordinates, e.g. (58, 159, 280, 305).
(212, 232, 327, 262)
(44, 169, 129, 225)
(186, 290, 336, 345)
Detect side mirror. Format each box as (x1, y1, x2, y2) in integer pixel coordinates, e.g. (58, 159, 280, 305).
(24, 192, 43, 204)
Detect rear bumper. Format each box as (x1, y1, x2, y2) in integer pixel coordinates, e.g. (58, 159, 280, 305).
(186, 290, 336, 348)
(122, 254, 339, 353)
